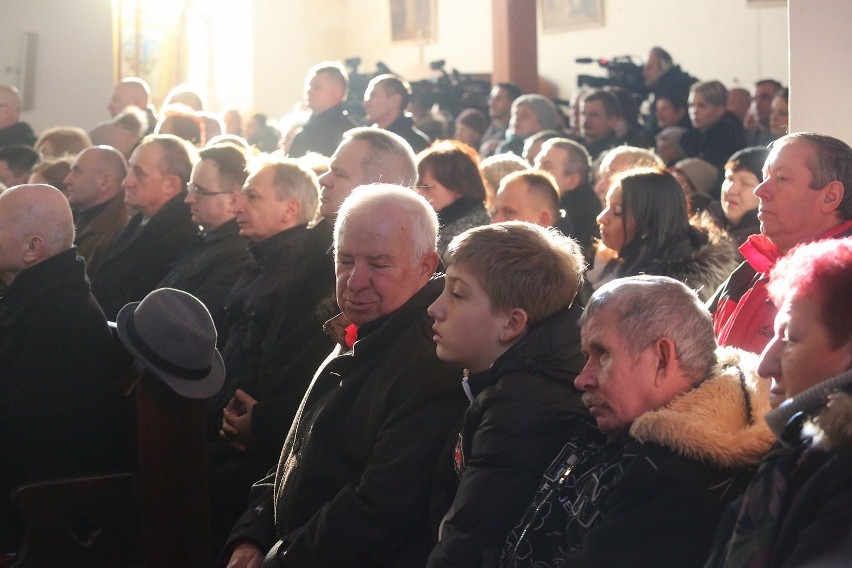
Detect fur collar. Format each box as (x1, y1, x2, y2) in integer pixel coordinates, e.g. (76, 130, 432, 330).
(645, 229, 740, 302)
(629, 347, 774, 468)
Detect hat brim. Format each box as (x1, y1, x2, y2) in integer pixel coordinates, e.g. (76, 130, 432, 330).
(115, 301, 226, 400)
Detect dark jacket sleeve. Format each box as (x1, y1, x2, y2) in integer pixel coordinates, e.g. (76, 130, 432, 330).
(261, 362, 467, 567)
(218, 469, 278, 564)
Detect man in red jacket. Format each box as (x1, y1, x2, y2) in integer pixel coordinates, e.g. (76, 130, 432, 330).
(709, 132, 852, 354)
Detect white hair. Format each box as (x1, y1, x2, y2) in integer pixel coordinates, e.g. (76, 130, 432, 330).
(334, 184, 438, 264)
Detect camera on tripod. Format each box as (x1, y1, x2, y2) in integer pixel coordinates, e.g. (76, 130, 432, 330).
(576, 56, 647, 97)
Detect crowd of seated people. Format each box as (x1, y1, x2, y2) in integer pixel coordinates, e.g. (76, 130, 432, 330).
(0, 45, 850, 568)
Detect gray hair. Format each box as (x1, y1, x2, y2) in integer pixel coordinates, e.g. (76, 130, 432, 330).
(581, 275, 718, 383)
(250, 158, 319, 224)
(334, 183, 438, 264)
(774, 132, 852, 220)
(691, 80, 728, 108)
(140, 133, 197, 185)
(344, 127, 418, 186)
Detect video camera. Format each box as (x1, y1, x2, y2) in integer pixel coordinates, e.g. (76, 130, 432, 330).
(409, 59, 491, 120)
(576, 56, 647, 97)
(342, 57, 490, 122)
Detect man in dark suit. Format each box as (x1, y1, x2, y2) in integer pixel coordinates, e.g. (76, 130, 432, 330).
(91, 134, 197, 319)
(363, 74, 430, 153)
(207, 128, 419, 551)
(158, 144, 252, 330)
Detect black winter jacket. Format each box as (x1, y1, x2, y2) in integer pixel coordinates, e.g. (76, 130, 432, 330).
(222, 277, 469, 567)
(427, 304, 593, 567)
(91, 193, 197, 319)
(158, 218, 253, 331)
(0, 250, 126, 549)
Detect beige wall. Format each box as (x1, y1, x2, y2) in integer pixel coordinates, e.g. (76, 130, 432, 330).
(0, 0, 114, 134)
(789, 0, 852, 138)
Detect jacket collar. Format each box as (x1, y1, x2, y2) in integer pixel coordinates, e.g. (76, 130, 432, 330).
(465, 304, 583, 399)
(741, 219, 852, 275)
(1, 249, 88, 306)
(629, 346, 775, 468)
(765, 368, 852, 448)
(203, 217, 243, 244)
(248, 223, 308, 264)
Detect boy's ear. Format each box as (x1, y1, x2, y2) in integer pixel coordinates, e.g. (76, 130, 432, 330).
(499, 308, 528, 344)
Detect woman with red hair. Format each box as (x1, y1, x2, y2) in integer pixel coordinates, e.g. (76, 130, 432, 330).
(706, 237, 852, 567)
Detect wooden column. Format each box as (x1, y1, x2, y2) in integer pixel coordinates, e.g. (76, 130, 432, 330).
(491, 0, 538, 93)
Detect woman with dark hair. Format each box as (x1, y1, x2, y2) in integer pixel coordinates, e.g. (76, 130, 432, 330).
(591, 167, 738, 300)
(416, 140, 490, 254)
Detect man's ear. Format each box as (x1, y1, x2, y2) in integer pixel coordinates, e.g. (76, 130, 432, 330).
(164, 174, 184, 198)
(500, 308, 529, 344)
(820, 180, 844, 214)
(281, 198, 302, 224)
(539, 209, 554, 228)
(385, 91, 401, 113)
(564, 172, 583, 192)
(419, 251, 440, 279)
(22, 234, 45, 267)
(653, 337, 677, 386)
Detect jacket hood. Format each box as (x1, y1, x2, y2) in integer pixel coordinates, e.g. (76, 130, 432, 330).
(630, 347, 774, 468)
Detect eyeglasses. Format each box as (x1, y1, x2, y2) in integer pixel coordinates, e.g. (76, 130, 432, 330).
(415, 184, 433, 192)
(186, 183, 232, 197)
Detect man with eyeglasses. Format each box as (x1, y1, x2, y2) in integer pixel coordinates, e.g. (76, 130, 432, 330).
(90, 134, 198, 319)
(159, 144, 253, 330)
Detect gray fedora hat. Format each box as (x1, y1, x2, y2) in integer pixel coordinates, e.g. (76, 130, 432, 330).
(116, 288, 225, 400)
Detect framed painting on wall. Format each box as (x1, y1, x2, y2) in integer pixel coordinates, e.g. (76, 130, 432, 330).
(540, 0, 604, 32)
(390, 0, 437, 42)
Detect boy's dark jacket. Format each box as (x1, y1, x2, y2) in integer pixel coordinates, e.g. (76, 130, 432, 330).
(427, 303, 594, 567)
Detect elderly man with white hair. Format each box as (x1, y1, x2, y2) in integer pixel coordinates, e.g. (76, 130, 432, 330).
(221, 184, 468, 567)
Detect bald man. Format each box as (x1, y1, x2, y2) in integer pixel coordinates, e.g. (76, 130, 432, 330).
(0, 86, 36, 148)
(0, 185, 125, 550)
(107, 77, 157, 135)
(64, 145, 130, 281)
